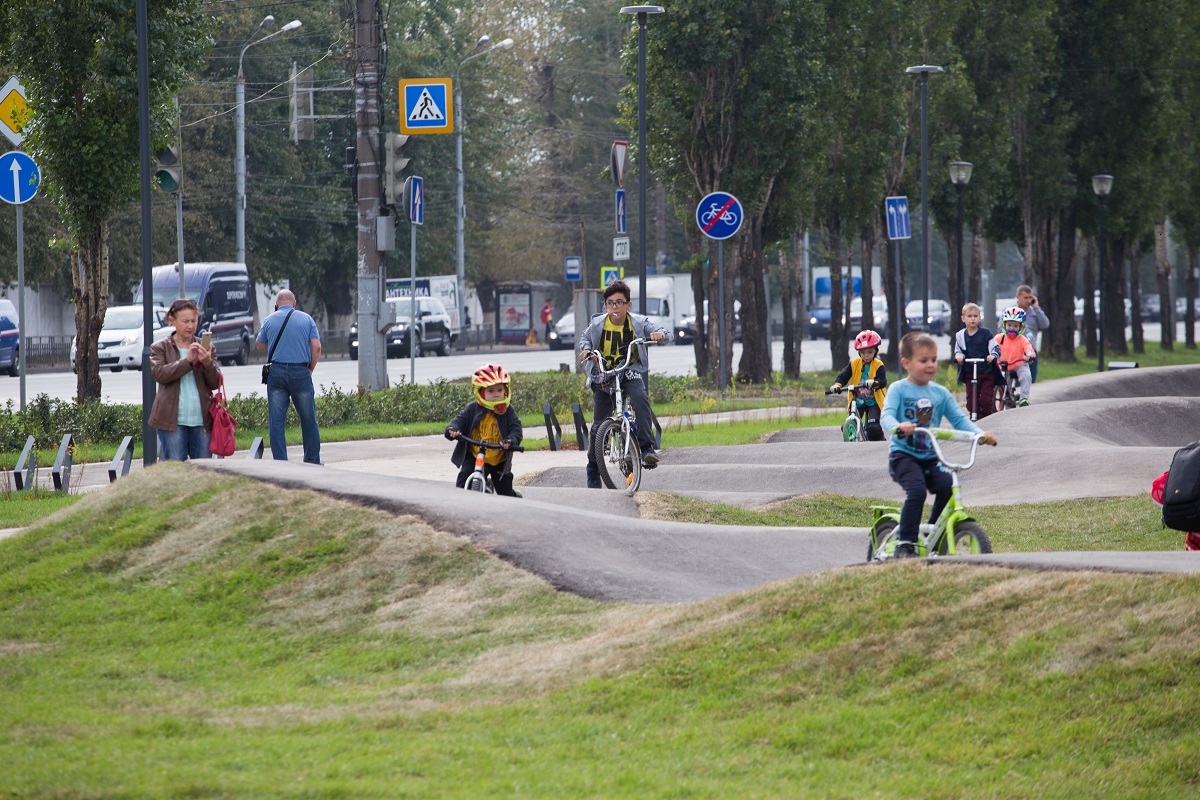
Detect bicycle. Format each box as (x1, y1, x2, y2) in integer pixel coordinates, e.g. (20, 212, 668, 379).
(961, 357, 991, 421)
(584, 337, 657, 495)
(867, 427, 994, 561)
(452, 434, 525, 494)
(995, 358, 1033, 410)
(699, 203, 739, 227)
(825, 380, 881, 442)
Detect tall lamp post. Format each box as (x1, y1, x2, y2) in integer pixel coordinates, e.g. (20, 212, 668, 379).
(906, 65, 944, 330)
(620, 5, 665, 315)
(1092, 174, 1113, 372)
(237, 16, 302, 264)
(949, 161, 973, 326)
(455, 34, 513, 347)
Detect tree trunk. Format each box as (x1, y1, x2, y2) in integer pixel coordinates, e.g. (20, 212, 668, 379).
(1050, 206, 1077, 361)
(692, 256, 710, 378)
(1031, 216, 1057, 347)
(780, 244, 798, 378)
(861, 234, 875, 332)
(734, 216, 771, 383)
(1129, 241, 1144, 355)
(827, 224, 847, 366)
(970, 217, 984, 305)
(1154, 220, 1173, 351)
(1104, 238, 1128, 355)
(1082, 237, 1096, 358)
(945, 231, 961, 337)
(73, 222, 110, 401)
(1187, 249, 1197, 350)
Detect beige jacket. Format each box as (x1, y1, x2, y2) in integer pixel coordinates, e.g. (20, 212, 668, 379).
(148, 335, 221, 432)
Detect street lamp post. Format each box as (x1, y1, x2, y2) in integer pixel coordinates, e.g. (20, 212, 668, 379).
(949, 161, 973, 328)
(237, 16, 302, 265)
(1092, 174, 1114, 372)
(455, 34, 513, 348)
(620, 5, 664, 316)
(906, 65, 944, 331)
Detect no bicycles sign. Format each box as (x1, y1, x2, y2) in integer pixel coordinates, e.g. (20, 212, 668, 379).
(695, 191, 743, 240)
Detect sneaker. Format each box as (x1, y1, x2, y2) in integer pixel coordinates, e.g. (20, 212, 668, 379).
(586, 479, 602, 489)
(893, 542, 919, 559)
(641, 447, 659, 468)
(1017, 398, 1029, 407)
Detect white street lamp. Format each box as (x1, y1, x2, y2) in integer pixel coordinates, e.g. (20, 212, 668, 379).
(949, 161, 973, 327)
(236, 17, 302, 265)
(455, 34, 513, 348)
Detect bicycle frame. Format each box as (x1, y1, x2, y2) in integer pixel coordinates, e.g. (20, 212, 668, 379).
(586, 337, 655, 493)
(869, 427, 990, 560)
(825, 381, 877, 442)
(452, 434, 524, 494)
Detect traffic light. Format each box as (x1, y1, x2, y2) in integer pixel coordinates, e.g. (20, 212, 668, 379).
(153, 123, 181, 193)
(383, 132, 411, 206)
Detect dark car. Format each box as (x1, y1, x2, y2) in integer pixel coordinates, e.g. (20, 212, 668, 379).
(676, 301, 740, 344)
(349, 296, 454, 359)
(905, 299, 952, 335)
(1140, 294, 1161, 322)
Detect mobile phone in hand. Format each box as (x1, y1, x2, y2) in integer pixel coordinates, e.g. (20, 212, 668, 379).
(201, 332, 211, 349)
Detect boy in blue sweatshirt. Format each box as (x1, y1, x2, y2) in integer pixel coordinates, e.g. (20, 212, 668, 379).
(881, 332, 998, 558)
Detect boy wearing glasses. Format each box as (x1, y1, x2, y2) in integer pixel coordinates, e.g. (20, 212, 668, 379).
(579, 280, 673, 488)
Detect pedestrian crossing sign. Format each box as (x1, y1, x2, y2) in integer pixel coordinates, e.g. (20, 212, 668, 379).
(399, 79, 454, 134)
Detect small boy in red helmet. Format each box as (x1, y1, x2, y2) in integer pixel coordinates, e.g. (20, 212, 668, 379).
(445, 363, 524, 496)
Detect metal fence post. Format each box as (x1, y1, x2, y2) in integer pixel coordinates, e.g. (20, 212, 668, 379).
(51, 433, 73, 493)
(108, 435, 134, 482)
(571, 402, 589, 451)
(542, 402, 562, 451)
(14, 436, 35, 491)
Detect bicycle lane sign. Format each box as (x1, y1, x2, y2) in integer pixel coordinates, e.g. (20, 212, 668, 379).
(695, 191, 743, 240)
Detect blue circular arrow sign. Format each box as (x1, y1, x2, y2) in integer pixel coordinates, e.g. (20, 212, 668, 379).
(0, 151, 40, 205)
(695, 191, 743, 240)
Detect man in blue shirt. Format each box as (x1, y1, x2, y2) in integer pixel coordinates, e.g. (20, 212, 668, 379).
(256, 290, 323, 464)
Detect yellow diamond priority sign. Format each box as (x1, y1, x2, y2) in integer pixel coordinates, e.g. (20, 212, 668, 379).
(0, 77, 29, 147)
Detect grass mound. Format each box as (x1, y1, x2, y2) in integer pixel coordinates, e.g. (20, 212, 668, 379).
(2, 467, 1199, 797)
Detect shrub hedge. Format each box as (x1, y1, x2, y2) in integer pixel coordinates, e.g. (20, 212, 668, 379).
(0, 371, 718, 453)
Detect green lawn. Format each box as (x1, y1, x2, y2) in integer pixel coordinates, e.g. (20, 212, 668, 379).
(2, 467, 1198, 798)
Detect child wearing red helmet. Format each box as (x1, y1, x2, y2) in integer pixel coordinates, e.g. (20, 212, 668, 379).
(445, 363, 524, 496)
(829, 329, 888, 440)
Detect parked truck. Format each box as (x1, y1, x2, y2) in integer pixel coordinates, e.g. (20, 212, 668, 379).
(626, 273, 693, 335)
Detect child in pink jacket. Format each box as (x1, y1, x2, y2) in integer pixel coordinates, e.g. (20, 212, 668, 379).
(989, 306, 1036, 406)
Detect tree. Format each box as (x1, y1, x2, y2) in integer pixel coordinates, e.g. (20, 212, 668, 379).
(0, 0, 212, 400)
(635, 0, 827, 385)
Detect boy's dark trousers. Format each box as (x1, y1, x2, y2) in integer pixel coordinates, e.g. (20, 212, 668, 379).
(964, 373, 997, 419)
(455, 458, 520, 496)
(888, 450, 953, 543)
(863, 404, 884, 440)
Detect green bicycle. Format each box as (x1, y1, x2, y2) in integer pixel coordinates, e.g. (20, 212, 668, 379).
(867, 427, 994, 561)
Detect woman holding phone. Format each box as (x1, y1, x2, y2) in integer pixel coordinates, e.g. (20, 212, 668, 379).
(148, 298, 221, 461)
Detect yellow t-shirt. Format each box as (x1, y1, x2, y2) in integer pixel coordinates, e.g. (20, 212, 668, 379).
(470, 412, 506, 467)
(601, 316, 637, 369)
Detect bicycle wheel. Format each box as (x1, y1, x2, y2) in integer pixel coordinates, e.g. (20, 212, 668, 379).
(592, 417, 642, 493)
(937, 521, 992, 555)
(464, 473, 486, 492)
(868, 519, 899, 561)
(842, 416, 859, 442)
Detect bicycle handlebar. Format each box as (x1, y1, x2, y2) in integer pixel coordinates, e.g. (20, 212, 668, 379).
(825, 380, 879, 396)
(451, 434, 525, 453)
(890, 426, 985, 471)
(583, 337, 658, 379)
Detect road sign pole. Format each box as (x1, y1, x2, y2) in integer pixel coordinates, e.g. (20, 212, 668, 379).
(717, 239, 727, 397)
(410, 220, 417, 385)
(16, 203, 25, 411)
(894, 239, 903, 377)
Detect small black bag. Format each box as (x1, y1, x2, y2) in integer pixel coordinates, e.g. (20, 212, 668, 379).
(260, 308, 295, 386)
(1162, 441, 1200, 531)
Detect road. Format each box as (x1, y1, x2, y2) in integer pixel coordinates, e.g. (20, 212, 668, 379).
(0, 338, 856, 405)
(3, 321, 1188, 406)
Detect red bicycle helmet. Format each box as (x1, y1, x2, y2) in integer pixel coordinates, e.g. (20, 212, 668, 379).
(854, 329, 882, 351)
(472, 364, 511, 413)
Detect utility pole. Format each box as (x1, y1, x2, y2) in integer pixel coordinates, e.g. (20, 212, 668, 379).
(355, 0, 388, 390)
